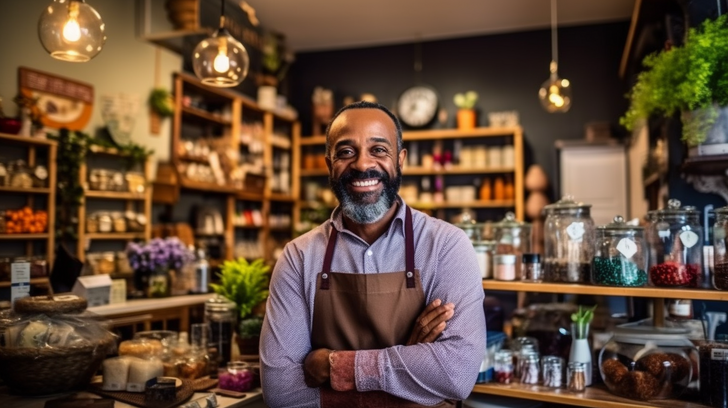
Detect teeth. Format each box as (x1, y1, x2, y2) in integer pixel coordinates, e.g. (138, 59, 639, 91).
(352, 179, 379, 187)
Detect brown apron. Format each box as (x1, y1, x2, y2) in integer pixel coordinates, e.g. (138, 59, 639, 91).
(311, 206, 455, 408)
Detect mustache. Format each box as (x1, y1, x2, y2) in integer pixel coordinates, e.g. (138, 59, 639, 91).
(338, 169, 389, 183)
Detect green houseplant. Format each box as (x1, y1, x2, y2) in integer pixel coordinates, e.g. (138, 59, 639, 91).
(210, 258, 271, 354)
(621, 14, 728, 147)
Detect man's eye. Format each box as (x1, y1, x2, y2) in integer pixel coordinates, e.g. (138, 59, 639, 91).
(336, 149, 354, 158)
(372, 147, 388, 155)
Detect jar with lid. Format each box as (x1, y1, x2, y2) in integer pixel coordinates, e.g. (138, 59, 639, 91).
(521, 253, 542, 282)
(567, 362, 587, 392)
(492, 212, 532, 278)
(598, 326, 697, 400)
(713, 206, 728, 290)
(494, 349, 514, 383)
(494, 254, 517, 281)
(97, 212, 113, 233)
(111, 212, 126, 233)
(205, 296, 237, 366)
(543, 196, 595, 283)
(542, 355, 564, 387)
(9, 160, 32, 189)
(647, 199, 703, 288)
(592, 215, 648, 287)
(219, 361, 254, 392)
(519, 350, 540, 384)
(0, 162, 8, 186)
(473, 240, 496, 279)
(86, 213, 99, 233)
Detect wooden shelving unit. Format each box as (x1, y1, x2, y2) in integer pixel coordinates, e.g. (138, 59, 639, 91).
(0, 133, 57, 294)
(77, 150, 152, 262)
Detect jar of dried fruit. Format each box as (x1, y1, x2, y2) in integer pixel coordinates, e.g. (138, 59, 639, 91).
(646, 199, 703, 288)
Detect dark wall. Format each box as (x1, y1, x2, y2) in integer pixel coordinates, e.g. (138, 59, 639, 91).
(287, 22, 632, 195)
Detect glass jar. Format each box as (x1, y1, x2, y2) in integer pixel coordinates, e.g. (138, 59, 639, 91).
(713, 206, 728, 290)
(698, 341, 728, 407)
(567, 361, 587, 392)
(592, 215, 648, 287)
(647, 199, 703, 288)
(473, 240, 496, 279)
(98, 212, 112, 233)
(205, 296, 237, 366)
(494, 254, 517, 281)
(521, 253, 542, 283)
(519, 351, 540, 384)
(86, 214, 99, 233)
(598, 326, 697, 400)
(0, 162, 7, 186)
(219, 361, 254, 392)
(492, 212, 532, 278)
(9, 160, 32, 189)
(494, 349, 514, 384)
(542, 355, 564, 387)
(543, 196, 595, 283)
(112, 212, 127, 233)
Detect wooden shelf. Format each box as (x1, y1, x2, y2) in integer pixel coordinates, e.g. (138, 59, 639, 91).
(178, 154, 210, 164)
(482, 280, 728, 301)
(269, 226, 293, 232)
(0, 186, 51, 194)
(300, 168, 329, 176)
(233, 224, 264, 229)
(181, 105, 232, 126)
(0, 133, 56, 146)
(268, 193, 296, 202)
(84, 190, 147, 200)
(472, 383, 709, 408)
(0, 278, 51, 289)
(300, 135, 327, 146)
(411, 200, 515, 209)
(180, 178, 237, 194)
(84, 232, 146, 240)
(236, 191, 265, 201)
(0, 233, 49, 240)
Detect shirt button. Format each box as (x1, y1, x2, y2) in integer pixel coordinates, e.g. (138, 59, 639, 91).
(367, 250, 373, 256)
(406, 271, 413, 278)
(322, 273, 328, 279)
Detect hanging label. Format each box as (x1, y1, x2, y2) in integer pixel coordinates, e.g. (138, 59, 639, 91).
(658, 230, 671, 239)
(616, 238, 637, 259)
(566, 222, 585, 241)
(712, 349, 728, 361)
(679, 230, 699, 248)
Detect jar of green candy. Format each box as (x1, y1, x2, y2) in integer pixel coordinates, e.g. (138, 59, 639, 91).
(592, 215, 648, 287)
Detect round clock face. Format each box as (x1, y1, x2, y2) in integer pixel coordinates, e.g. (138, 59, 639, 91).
(397, 85, 439, 128)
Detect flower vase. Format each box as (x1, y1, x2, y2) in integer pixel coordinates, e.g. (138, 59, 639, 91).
(569, 323, 592, 386)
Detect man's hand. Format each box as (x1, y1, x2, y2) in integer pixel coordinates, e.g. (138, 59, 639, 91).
(303, 348, 332, 387)
(406, 299, 455, 345)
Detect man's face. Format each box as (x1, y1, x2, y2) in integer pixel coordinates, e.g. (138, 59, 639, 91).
(326, 108, 407, 224)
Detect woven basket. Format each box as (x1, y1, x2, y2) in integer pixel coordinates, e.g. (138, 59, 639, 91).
(0, 335, 115, 395)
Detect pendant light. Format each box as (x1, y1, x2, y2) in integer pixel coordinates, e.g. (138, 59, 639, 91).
(37, 0, 106, 62)
(192, 0, 249, 87)
(538, 0, 572, 113)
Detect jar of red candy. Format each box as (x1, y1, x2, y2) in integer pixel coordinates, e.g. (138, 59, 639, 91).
(218, 361, 254, 392)
(646, 199, 703, 288)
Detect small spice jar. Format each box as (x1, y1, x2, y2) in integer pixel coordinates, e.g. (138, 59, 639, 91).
(473, 240, 496, 279)
(592, 215, 648, 287)
(521, 253, 543, 283)
(542, 356, 564, 387)
(646, 199, 703, 288)
(494, 349, 514, 384)
(218, 361, 254, 392)
(519, 351, 540, 384)
(98, 212, 113, 233)
(112, 212, 127, 233)
(0, 162, 8, 186)
(713, 206, 728, 290)
(86, 214, 99, 233)
(494, 254, 517, 281)
(567, 362, 587, 392)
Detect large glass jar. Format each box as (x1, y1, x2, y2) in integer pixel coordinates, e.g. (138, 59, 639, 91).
(713, 206, 728, 290)
(542, 196, 595, 283)
(647, 199, 703, 288)
(492, 212, 532, 278)
(205, 296, 237, 366)
(592, 215, 648, 287)
(598, 326, 697, 401)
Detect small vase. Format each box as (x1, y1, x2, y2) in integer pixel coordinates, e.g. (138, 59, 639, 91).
(457, 109, 476, 130)
(569, 323, 592, 386)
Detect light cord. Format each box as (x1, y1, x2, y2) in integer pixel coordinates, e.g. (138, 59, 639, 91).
(551, 0, 558, 68)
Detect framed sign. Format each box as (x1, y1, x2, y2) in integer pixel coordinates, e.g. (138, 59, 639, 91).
(18, 66, 94, 130)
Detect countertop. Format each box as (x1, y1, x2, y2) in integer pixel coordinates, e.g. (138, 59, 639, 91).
(87, 294, 214, 317)
(0, 388, 267, 408)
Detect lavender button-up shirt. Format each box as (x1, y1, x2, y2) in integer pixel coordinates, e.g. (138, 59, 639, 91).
(260, 198, 487, 407)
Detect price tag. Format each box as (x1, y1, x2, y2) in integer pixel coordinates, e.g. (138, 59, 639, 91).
(566, 222, 585, 241)
(616, 238, 637, 258)
(679, 230, 699, 248)
(658, 230, 671, 239)
(712, 349, 728, 361)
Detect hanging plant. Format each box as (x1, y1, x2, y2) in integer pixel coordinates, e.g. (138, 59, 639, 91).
(49, 128, 91, 241)
(148, 87, 174, 118)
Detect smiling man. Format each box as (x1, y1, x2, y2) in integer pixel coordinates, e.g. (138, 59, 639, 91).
(260, 101, 486, 407)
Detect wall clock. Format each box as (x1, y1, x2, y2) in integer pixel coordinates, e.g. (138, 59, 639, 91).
(396, 85, 439, 128)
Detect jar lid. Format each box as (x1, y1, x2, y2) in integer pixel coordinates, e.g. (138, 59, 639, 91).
(543, 195, 592, 212)
(205, 295, 237, 312)
(473, 240, 496, 249)
(653, 199, 700, 217)
(611, 326, 693, 346)
(715, 206, 728, 215)
(494, 254, 517, 264)
(492, 212, 531, 229)
(522, 253, 541, 263)
(597, 215, 643, 232)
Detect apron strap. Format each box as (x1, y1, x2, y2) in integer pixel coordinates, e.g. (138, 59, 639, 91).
(320, 206, 416, 290)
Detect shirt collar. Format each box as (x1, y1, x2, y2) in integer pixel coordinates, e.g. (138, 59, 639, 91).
(329, 196, 407, 238)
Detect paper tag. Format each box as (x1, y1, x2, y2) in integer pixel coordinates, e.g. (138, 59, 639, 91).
(712, 349, 728, 361)
(566, 222, 585, 241)
(658, 229, 671, 239)
(616, 238, 637, 258)
(679, 230, 699, 248)
(11, 261, 31, 306)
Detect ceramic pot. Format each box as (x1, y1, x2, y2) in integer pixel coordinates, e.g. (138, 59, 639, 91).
(457, 109, 476, 130)
(236, 335, 260, 356)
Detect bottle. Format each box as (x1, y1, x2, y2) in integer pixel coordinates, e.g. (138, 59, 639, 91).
(193, 247, 210, 294)
(493, 177, 505, 201)
(504, 176, 514, 200)
(479, 178, 491, 201)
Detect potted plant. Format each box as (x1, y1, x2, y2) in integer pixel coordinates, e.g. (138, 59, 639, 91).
(210, 258, 271, 356)
(454, 91, 478, 130)
(621, 15, 728, 155)
(126, 237, 194, 298)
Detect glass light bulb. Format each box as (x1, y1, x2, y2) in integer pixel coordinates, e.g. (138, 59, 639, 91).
(539, 73, 572, 113)
(62, 18, 81, 42)
(38, 0, 106, 62)
(192, 28, 249, 87)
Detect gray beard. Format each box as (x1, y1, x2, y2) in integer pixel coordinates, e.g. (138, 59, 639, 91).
(339, 190, 393, 224)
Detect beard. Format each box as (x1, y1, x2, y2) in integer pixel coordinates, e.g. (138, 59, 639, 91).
(329, 167, 402, 224)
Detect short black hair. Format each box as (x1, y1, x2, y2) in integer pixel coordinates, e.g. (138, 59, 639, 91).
(324, 100, 403, 157)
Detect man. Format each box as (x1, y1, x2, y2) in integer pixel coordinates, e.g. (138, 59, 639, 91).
(260, 101, 486, 407)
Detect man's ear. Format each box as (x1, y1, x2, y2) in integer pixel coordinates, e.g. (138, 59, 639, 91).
(325, 155, 332, 172)
(398, 148, 407, 169)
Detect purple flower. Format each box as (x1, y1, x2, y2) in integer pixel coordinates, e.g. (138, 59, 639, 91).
(126, 237, 193, 272)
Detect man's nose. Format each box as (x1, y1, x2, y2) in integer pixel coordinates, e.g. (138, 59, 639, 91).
(351, 152, 376, 172)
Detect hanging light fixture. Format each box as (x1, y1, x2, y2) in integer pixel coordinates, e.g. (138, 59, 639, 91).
(192, 0, 249, 87)
(538, 0, 572, 113)
(37, 0, 106, 62)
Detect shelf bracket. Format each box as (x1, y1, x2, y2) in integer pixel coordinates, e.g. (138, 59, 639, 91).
(683, 173, 728, 204)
